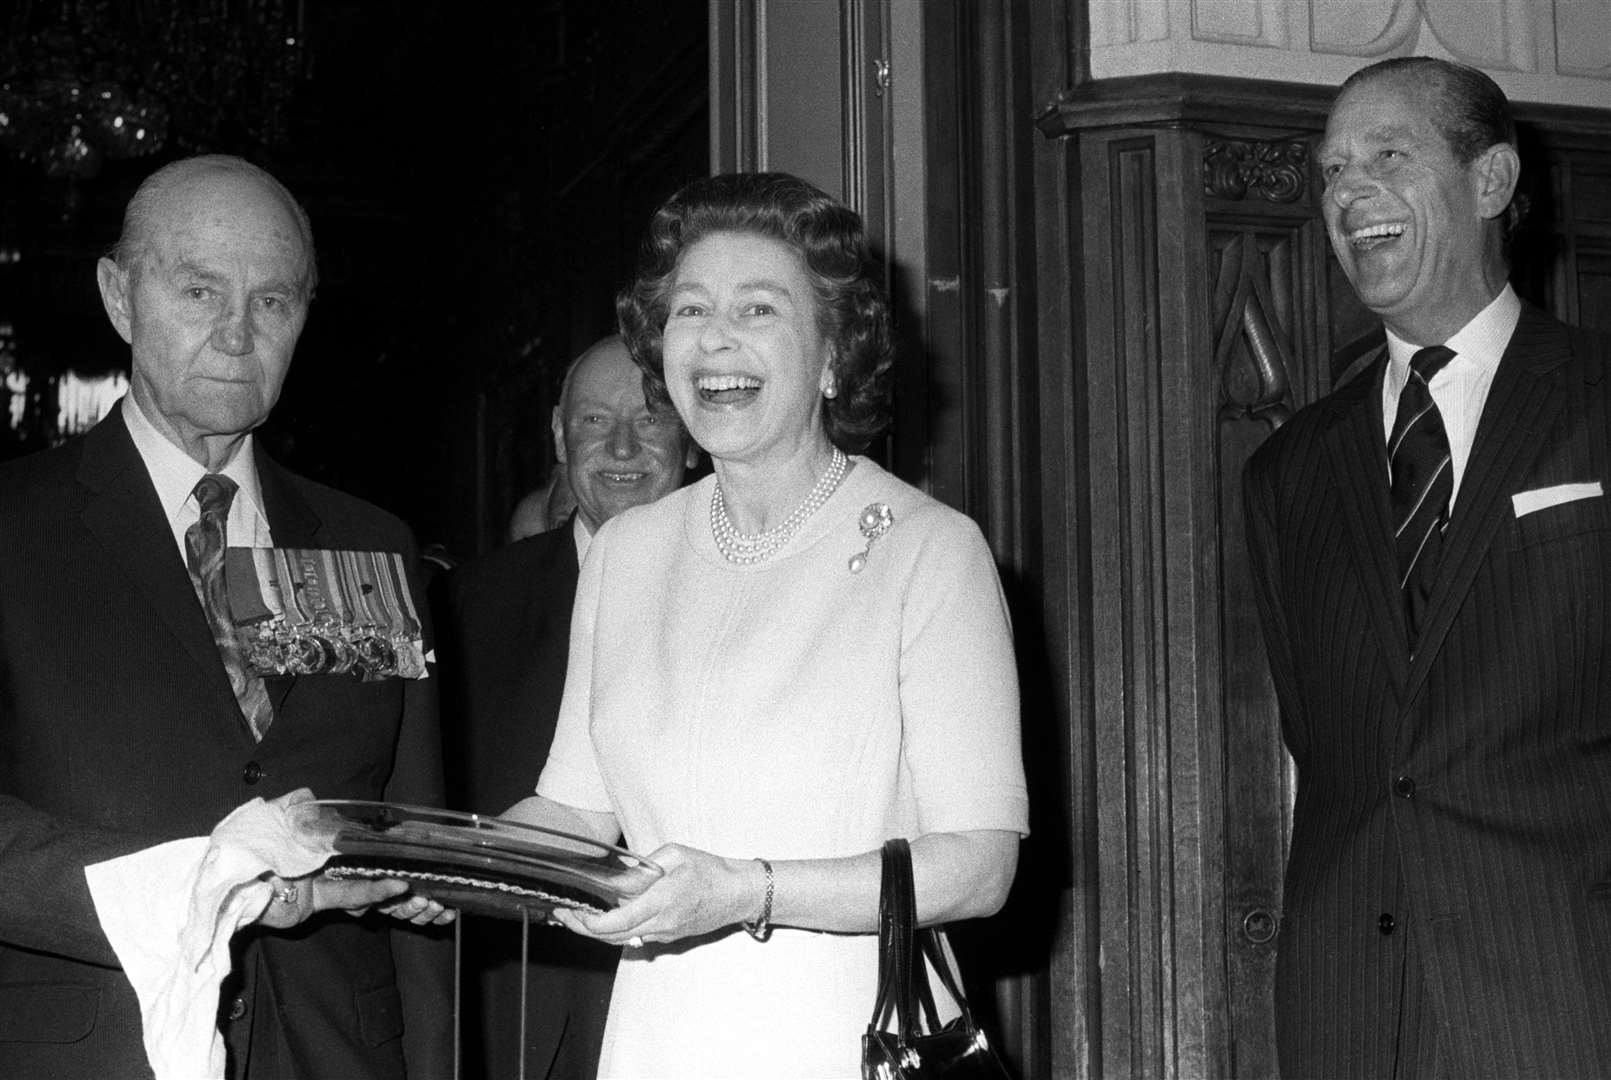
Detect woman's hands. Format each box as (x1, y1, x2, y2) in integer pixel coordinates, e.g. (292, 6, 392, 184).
(551, 843, 764, 948)
(546, 829, 1020, 946)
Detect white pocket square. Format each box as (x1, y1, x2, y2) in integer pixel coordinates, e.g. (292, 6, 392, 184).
(1512, 481, 1604, 518)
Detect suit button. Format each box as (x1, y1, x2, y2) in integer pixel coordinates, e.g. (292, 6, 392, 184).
(226, 997, 247, 1021)
(1394, 776, 1415, 798)
(241, 761, 263, 785)
(1378, 913, 1395, 935)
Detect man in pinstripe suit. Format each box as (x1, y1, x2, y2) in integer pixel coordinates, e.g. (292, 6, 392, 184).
(1245, 57, 1611, 1078)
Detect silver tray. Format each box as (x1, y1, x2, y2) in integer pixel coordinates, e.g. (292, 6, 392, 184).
(290, 799, 661, 920)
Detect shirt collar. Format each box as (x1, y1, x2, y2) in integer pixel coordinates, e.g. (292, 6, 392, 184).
(1386, 284, 1521, 387)
(121, 392, 268, 529)
(572, 512, 593, 565)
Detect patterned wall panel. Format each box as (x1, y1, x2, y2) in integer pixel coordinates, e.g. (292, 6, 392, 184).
(1088, 0, 1609, 107)
(1203, 135, 1330, 1077)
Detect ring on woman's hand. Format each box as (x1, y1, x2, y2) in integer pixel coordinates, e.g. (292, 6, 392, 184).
(627, 935, 644, 949)
(274, 884, 299, 905)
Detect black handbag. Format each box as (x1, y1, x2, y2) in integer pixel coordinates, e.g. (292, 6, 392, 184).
(861, 838, 1014, 1079)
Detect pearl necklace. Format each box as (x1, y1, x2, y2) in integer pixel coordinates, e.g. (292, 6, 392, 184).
(710, 447, 848, 564)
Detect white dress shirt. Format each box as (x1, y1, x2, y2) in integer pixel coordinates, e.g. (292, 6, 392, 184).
(572, 511, 594, 566)
(1381, 284, 1522, 510)
(121, 394, 275, 559)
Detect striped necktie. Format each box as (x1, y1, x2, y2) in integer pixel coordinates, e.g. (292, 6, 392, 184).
(186, 474, 275, 740)
(1389, 345, 1456, 650)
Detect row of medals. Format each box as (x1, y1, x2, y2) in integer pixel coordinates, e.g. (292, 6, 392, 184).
(243, 621, 425, 680)
(230, 547, 427, 682)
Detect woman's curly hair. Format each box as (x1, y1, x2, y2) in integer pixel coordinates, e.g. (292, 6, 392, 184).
(616, 172, 895, 453)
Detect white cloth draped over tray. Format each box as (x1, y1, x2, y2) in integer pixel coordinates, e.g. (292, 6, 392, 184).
(83, 798, 333, 1080)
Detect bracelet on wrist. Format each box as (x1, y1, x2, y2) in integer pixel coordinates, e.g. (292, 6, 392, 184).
(743, 857, 774, 942)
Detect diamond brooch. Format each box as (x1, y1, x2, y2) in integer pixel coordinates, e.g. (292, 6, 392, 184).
(848, 503, 894, 573)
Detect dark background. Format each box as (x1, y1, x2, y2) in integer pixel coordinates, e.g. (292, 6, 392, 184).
(0, 0, 709, 559)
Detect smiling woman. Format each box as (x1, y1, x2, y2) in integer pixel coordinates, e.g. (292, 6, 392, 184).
(620, 172, 893, 461)
(498, 173, 1029, 1078)
(659, 230, 831, 479)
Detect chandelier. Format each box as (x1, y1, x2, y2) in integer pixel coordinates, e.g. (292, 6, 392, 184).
(0, 0, 309, 180)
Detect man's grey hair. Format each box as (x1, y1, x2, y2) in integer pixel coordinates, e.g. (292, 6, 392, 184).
(111, 154, 319, 295)
(557, 334, 628, 416)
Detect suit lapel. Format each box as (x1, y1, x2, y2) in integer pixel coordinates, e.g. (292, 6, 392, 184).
(254, 445, 324, 715)
(1319, 353, 1413, 690)
(76, 403, 241, 710)
(1403, 306, 1574, 705)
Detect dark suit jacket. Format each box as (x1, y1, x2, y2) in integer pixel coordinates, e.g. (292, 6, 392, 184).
(435, 521, 617, 1080)
(1245, 304, 1611, 1078)
(0, 402, 453, 1080)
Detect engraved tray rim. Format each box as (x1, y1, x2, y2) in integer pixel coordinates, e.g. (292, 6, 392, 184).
(291, 798, 661, 920)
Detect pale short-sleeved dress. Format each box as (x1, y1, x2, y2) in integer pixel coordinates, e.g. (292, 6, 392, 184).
(536, 456, 1029, 1079)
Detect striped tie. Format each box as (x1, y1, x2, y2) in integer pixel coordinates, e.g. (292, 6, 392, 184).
(186, 474, 275, 740)
(1390, 345, 1456, 649)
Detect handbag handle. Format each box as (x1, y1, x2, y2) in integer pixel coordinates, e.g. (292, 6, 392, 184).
(869, 839, 913, 1038)
(868, 838, 979, 1042)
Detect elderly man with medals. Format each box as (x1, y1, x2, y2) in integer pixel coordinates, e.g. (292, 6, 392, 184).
(0, 155, 451, 1079)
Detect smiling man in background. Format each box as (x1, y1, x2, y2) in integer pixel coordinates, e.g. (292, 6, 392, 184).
(435, 333, 696, 1080)
(1244, 58, 1611, 1079)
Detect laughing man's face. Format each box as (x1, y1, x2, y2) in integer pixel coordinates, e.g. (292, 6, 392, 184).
(1318, 74, 1500, 344)
(555, 339, 693, 534)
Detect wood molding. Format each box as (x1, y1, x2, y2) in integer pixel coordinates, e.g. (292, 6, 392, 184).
(709, 0, 762, 172)
(1038, 74, 1334, 136)
(1037, 72, 1611, 143)
(1202, 137, 1309, 204)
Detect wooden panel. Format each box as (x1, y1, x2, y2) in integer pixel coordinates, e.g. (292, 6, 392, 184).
(1574, 162, 1611, 225)
(1085, 134, 1167, 1080)
(1576, 246, 1611, 331)
(1025, 5, 1094, 1075)
(760, 2, 844, 191)
(911, 8, 1057, 1080)
(711, 0, 875, 201)
(1076, 122, 1236, 1079)
(1206, 183, 1330, 1080)
(709, 0, 760, 173)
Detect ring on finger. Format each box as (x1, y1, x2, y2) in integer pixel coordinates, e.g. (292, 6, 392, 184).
(274, 884, 299, 905)
(627, 935, 644, 949)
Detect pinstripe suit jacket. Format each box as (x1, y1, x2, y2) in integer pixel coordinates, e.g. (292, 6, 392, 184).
(1244, 303, 1611, 1079)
